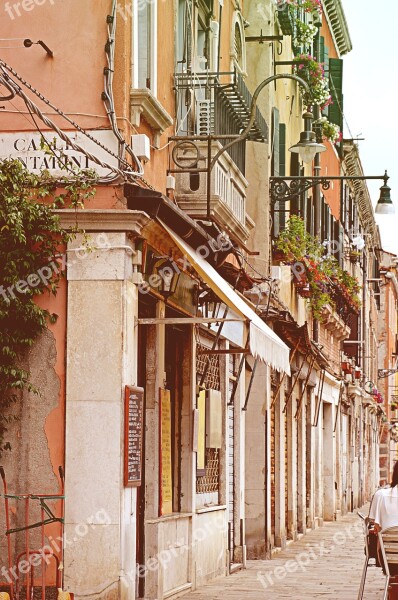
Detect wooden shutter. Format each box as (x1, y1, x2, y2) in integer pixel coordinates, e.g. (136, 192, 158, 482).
(329, 58, 343, 130)
(271, 108, 280, 177)
(279, 124, 286, 177)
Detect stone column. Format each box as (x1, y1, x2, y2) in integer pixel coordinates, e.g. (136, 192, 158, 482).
(306, 387, 316, 529)
(64, 227, 142, 600)
(274, 382, 286, 548)
(296, 387, 306, 534)
(323, 402, 335, 521)
(244, 361, 267, 558)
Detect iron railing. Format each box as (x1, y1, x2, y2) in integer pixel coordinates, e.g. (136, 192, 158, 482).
(174, 70, 268, 174)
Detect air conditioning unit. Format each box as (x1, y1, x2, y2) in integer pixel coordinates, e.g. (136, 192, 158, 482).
(196, 99, 213, 136)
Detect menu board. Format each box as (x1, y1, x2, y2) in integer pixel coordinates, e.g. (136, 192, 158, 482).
(124, 386, 144, 487)
(160, 389, 173, 515)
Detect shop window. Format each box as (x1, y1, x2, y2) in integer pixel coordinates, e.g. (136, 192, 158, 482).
(195, 332, 221, 499)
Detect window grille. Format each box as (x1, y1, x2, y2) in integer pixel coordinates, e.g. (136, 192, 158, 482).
(195, 330, 221, 391)
(196, 448, 220, 493)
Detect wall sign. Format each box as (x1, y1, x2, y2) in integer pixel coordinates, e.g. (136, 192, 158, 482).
(197, 389, 206, 475)
(160, 389, 173, 515)
(124, 385, 144, 487)
(0, 130, 118, 177)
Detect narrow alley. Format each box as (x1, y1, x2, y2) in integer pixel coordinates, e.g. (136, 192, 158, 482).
(183, 509, 386, 599)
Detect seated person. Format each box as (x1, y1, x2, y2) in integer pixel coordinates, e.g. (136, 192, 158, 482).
(373, 462, 398, 534)
(372, 462, 398, 598)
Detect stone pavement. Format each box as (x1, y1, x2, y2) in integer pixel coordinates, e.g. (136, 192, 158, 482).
(184, 509, 387, 599)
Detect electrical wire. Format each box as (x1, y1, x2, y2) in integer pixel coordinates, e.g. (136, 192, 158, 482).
(0, 60, 141, 180)
(0, 72, 134, 181)
(101, 0, 144, 177)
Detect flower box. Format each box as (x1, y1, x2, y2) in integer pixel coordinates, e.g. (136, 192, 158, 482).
(341, 361, 352, 373)
(277, 3, 295, 36)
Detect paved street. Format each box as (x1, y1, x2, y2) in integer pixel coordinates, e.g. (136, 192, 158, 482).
(184, 509, 386, 599)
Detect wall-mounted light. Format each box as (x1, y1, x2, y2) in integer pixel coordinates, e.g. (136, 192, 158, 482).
(153, 257, 180, 300)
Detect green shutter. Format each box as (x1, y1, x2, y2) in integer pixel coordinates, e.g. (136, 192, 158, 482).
(279, 123, 286, 177)
(322, 45, 330, 117)
(319, 36, 325, 63)
(329, 58, 343, 130)
(271, 108, 280, 177)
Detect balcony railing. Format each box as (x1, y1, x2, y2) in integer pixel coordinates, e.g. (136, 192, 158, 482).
(174, 70, 268, 175)
(174, 140, 253, 245)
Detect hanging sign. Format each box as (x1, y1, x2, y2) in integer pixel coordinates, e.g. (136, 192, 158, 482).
(124, 385, 144, 487)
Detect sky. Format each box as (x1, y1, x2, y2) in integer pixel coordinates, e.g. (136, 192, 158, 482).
(342, 0, 398, 254)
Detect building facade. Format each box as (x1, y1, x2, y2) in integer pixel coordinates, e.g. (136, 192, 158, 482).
(0, 1, 396, 600)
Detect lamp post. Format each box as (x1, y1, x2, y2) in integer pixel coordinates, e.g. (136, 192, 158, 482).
(270, 171, 393, 210)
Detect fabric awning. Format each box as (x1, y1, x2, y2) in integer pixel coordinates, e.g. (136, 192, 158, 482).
(161, 223, 291, 375)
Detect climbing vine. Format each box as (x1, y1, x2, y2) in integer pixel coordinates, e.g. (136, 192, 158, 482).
(0, 157, 97, 455)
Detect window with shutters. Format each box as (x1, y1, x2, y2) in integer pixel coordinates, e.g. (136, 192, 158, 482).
(134, 0, 157, 93)
(231, 13, 246, 73)
(329, 58, 344, 132)
(271, 109, 287, 237)
(319, 36, 330, 118)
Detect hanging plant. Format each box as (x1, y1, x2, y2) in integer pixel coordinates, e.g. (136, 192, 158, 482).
(294, 20, 318, 48)
(278, 0, 322, 16)
(293, 53, 332, 108)
(0, 157, 97, 455)
(314, 116, 343, 144)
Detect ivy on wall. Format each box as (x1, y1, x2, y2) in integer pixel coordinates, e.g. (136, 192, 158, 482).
(0, 158, 97, 455)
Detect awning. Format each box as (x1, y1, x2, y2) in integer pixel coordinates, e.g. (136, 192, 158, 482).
(161, 223, 291, 375)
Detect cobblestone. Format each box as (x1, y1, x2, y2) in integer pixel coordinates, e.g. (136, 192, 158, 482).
(184, 508, 386, 599)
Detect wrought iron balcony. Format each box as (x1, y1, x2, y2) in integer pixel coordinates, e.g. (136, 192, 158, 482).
(174, 70, 268, 175)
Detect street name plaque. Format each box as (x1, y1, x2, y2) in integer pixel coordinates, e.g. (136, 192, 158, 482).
(124, 385, 144, 487)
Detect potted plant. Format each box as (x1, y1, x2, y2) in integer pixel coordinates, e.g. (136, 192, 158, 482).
(314, 117, 343, 144)
(276, 1, 296, 36)
(294, 20, 318, 48)
(341, 361, 352, 373)
(349, 249, 361, 264)
(391, 403, 398, 412)
(293, 53, 331, 107)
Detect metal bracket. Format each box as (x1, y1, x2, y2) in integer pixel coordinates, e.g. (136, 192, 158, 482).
(378, 369, 398, 379)
(270, 177, 331, 203)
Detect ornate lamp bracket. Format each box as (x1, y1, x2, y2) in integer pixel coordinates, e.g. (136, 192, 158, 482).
(270, 177, 331, 203)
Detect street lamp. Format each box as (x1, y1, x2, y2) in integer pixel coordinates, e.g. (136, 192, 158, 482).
(270, 172, 393, 205)
(375, 172, 394, 214)
(289, 111, 326, 164)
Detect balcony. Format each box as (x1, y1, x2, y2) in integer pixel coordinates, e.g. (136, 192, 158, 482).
(174, 140, 254, 244)
(172, 70, 267, 244)
(174, 70, 268, 175)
